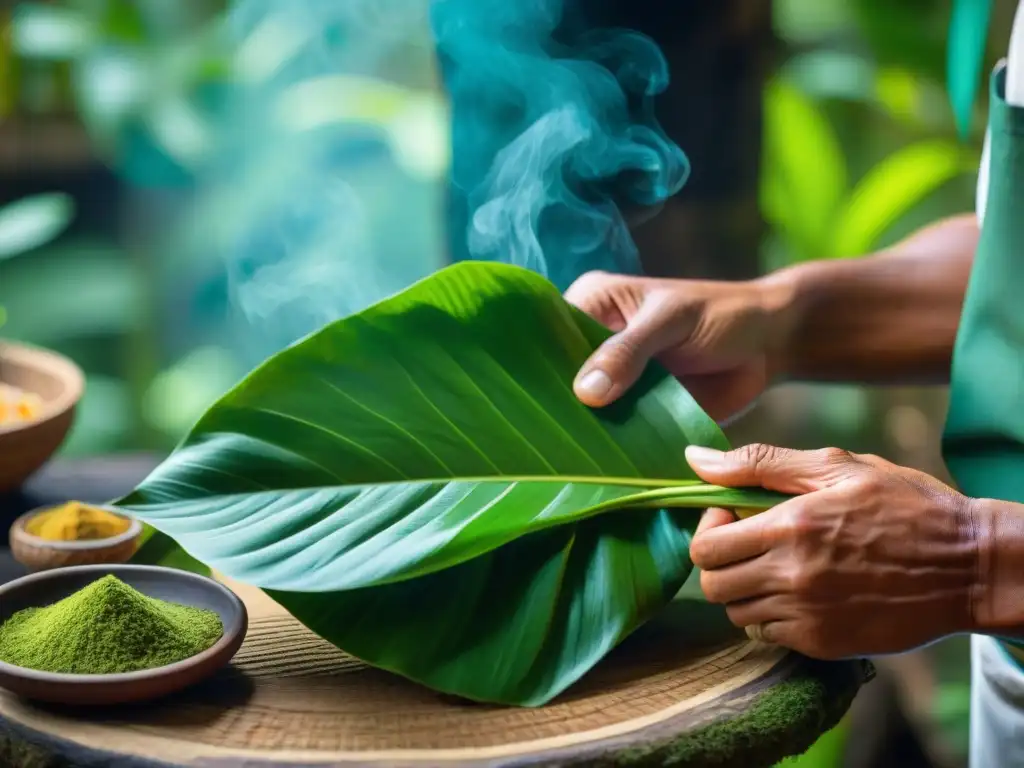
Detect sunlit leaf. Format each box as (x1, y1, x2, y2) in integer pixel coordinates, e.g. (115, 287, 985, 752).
(121, 261, 785, 706)
(875, 66, 922, 123)
(71, 50, 150, 145)
(782, 50, 877, 102)
(830, 140, 977, 257)
(276, 75, 417, 130)
(779, 719, 849, 766)
(143, 94, 213, 165)
(142, 346, 244, 439)
(0, 194, 75, 261)
(234, 12, 314, 82)
(760, 78, 847, 260)
(774, 0, 857, 44)
(10, 3, 95, 60)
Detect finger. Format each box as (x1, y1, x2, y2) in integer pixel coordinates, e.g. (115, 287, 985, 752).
(574, 303, 690, 407)
(745, 620, 787, 645)
(694, 507, 736, 537)
(574, 331, 648, 407)
(700, 558, 774, 605)
(724, 594, 789, 630)
(564, 271, 615, 316)
(690, 512, 774, 570)
(683, 443, 853, 495)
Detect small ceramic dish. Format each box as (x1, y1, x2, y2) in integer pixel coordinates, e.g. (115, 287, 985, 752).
(0, 564, 248, 706)
(9, 505, 143, 572)
(0, 341, 84, 493)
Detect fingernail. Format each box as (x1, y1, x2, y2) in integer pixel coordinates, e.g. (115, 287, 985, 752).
(577, 369, 612, 400)
(685, 445, 726, 468)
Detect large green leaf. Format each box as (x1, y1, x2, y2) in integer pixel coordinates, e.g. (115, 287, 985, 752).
(119, 261, 783, 706)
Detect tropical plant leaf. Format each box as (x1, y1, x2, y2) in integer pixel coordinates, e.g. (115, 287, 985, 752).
(830, 140, 977, 258)
(760, 77, 847, 261)
(947, 0, 994, 138)
(120, 261, 784, 706)
(133, 525, 210, 576)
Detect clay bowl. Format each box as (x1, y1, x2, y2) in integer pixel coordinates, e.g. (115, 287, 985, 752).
(0, 341, 84, 493)
(0, 565, 248, 706)
(9, 506, 143, 572)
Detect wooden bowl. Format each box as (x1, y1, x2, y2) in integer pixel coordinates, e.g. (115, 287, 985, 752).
(9, 506, 143, 572)
(0, 341, 84, 493)
(0, 565, 248, 706)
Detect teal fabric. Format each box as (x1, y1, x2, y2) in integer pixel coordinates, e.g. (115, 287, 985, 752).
(948, 0, 994, 138)
(943, 64, 1024, 667)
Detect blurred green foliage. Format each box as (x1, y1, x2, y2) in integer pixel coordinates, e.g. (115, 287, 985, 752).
(3, 0, 448, 455)
(0, 192, 74, 329)
(763, 0, 991, 270)
(2, 0, 997, 457)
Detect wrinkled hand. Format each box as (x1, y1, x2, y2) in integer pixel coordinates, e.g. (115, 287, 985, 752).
(564, 271, 786, 422)
(684, 444, 982, 659)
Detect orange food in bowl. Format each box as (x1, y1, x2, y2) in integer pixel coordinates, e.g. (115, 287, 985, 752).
(0, 383, 43, 427)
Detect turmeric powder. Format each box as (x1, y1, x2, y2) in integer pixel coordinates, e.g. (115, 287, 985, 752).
(25, 502, 131, 542)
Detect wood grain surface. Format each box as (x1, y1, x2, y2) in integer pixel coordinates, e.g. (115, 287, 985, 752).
(0, 578, 867, 768)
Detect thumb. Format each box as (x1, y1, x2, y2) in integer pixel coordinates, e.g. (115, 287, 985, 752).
(574, 329, 650, 407)
(574, 308, 680, 407)
(683, 444, 848, 495)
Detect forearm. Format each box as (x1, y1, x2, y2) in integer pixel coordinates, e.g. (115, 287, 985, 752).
(760, 214, 979, 385)
(970, 497, 1024, 640)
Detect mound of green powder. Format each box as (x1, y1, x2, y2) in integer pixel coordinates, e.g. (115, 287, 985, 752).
(0, 575, 223, 675)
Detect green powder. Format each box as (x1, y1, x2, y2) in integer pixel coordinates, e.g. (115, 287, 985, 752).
(0, 575, 223, 675)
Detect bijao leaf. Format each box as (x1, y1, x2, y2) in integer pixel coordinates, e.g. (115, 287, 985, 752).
(119, 261, 784, 706)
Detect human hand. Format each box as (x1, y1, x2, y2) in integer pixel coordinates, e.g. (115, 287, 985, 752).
(684, 443, 982, 658)
(564, 271, 791, 422)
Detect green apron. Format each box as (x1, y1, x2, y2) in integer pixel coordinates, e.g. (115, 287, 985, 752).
(943, 62, 1024, 767)
(945, 65, 1024, 541)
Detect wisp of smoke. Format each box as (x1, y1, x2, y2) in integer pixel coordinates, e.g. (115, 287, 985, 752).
(177, 0, 444, 363)
(181, 0, 688, 364)
(432, 0, 689, 290)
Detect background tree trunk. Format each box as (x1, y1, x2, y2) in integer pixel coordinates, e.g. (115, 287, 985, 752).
(588, 0, 777, 281)
(437, 0, 775, 284)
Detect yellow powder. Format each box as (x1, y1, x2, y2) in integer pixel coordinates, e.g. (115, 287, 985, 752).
(25, 502, 132, 542)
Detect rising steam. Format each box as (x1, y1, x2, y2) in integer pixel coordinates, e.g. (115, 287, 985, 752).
(179, 0, 688, 363)
(432, 0, 689, 289)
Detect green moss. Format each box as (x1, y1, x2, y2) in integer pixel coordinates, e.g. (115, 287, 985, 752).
(582, 658, 869, 768)
(0, 575, 223, 675)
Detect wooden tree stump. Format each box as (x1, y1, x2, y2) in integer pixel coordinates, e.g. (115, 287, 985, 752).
(0, 579, 868, 768)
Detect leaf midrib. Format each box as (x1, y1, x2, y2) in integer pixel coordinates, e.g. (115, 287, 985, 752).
(126, 475, 787, 509)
